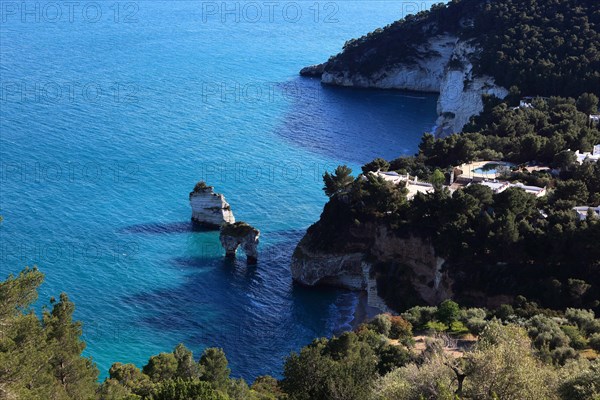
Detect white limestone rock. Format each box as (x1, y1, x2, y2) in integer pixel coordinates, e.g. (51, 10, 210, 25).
(189, 182, 235, 228)
(317, 35, 508, 136)
(220, 222, 260, 264)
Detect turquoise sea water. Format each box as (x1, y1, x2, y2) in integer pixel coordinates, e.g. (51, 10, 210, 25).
(0, 1, 437, 380)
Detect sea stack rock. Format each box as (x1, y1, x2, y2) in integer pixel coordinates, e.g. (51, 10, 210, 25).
(189, 181, 235, 228)
(219, 222, 260, 264)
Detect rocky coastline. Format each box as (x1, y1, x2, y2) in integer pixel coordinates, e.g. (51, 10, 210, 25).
(291, 221, 452, 313)
(301, 35, 508, 136)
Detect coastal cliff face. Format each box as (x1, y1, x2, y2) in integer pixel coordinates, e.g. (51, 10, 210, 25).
(291, 223, 451, 312)
(189, 183, 235, 228)
(309, 35, 508, 136)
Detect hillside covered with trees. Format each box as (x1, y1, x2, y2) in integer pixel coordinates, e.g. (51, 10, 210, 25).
(325, 0, 600, 97)
(304, 94, 600, 312)
(2, 268, 600, 400)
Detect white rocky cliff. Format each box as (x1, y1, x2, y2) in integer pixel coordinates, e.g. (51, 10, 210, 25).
(291, 227, 452, 311)
(311, 35, 508, 136)
(220, 222, 260, 264)
(189, 182, 235, 228)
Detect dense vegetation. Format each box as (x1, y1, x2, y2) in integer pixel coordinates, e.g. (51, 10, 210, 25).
(2, 269, 599, 399)
(306, 94, 600, 311)
(327, 0, 600, 97)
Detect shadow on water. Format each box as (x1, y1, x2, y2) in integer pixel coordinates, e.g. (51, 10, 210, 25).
(120, 221, 217, 235)
(275, 77, 438, 164)
(122, 229, 358, 380)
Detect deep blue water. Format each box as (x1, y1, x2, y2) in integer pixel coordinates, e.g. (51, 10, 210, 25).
(0, 1, 437, 380)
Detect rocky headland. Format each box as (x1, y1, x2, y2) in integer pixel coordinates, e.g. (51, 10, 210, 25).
(300, 12, 509, 136)
(291, 217, 451, 313)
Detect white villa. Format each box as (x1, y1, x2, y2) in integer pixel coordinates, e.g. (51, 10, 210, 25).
(573, 144, 600, 164)
(573, 206, 600, 221)
(372, 171, 546, 199)
(372, 171, 435, 200)
(469, 180, 547, 197)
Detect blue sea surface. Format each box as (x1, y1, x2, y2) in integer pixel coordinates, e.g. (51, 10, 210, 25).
(0, 1, 437, 380)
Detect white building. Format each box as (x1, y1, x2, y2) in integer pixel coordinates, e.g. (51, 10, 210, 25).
(372, 171, 435, 200)
(469, 180, 546, 197)
(573, 206, 600, 221)
(574, 144, 600, 164)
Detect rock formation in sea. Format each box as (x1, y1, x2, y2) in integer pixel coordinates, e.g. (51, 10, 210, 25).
(301, 34, 508, 137)
(220, 222, 260, 264)
(189, 181, 235, 228)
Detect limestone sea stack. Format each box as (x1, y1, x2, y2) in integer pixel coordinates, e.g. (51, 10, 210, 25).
(220, 222, 260, 264)
(189, 181, 235, 228)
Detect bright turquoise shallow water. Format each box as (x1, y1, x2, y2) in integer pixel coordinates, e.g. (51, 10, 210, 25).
(0, 1, 437, 380)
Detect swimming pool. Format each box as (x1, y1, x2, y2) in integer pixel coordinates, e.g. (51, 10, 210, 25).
(472, 162, 514, 176)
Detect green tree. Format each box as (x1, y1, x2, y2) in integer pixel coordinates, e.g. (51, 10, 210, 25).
(151, 378, 229, 400)
(143, 352, 178, 383)
(465, 322, 559, 399)
(553, 150, 577, 170)
(0, 268, 99, 399)
(361, 158, 390, 174)
(323, 166, 354, 198)
(174, 343, 199, 380)
(576, 93, 599, 115)
(43, 293, 99, 399)
(437, 300, 460, 325)
(282, 333, 377, 400)
(104, 362, 153, 397)
(198, 348, 231, 391)
(429, 169, 446, 188)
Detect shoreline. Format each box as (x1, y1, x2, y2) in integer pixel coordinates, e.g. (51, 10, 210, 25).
(350, 290, 387, 330)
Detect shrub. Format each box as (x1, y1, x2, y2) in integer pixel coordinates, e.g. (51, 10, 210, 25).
(464, 318, 488, 335)
(402, 306, 438, 329)
(561, 326, 588, 350)
(551, 346, 579, 366)
(589, 333, 600, 352)
(565, 309, 600, 335)
(370, 314, 392, 337)
(449, 321, 470, 335)
(425, 321, 448, 333)
(388, 316, 413, 341)
(526, 315, 570, 351)
(193, 181, 212, 192)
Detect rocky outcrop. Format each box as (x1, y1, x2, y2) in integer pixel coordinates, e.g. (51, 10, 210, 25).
(189, 182, 235, 228)
(220, 222, 260, 264)
(305, 34, 508, 136)
(434, 41, 509, 136)
(291, 246, 365, 289)
(291, 225, 451, 311)
(300, 63, 326, 77)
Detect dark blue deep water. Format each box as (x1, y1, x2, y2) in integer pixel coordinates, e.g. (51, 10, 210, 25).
(0, 1, 437, 380)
